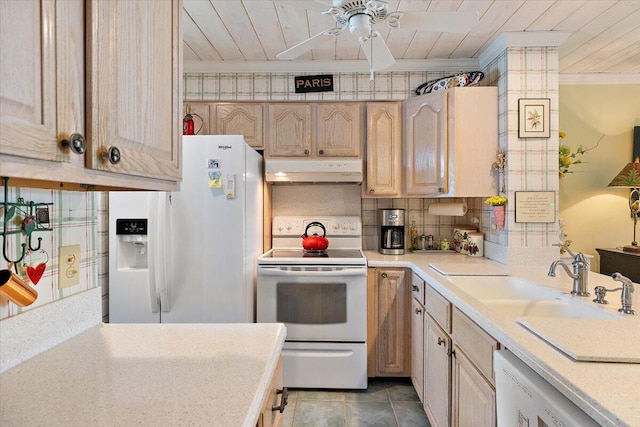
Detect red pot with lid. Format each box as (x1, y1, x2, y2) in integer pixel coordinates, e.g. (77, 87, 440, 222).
(301, 221, 329, 251)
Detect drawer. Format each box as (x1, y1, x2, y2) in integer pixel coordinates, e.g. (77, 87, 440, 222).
(411, 272, 425, 305)
(452, 307, 499, 384)
(425, 284, 451, 333)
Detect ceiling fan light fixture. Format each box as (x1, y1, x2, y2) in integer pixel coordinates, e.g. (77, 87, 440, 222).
(348, 13, 371, 37)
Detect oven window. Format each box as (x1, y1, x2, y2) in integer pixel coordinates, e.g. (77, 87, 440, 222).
(277, 282, 347, 324)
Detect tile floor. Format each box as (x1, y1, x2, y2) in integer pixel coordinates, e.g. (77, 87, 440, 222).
(279, 378, 431, 427)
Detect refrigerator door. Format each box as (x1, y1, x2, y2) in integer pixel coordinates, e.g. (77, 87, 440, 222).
(161, 135, 262, 323)
(108, 192, 160, 323)
(108, 136, 263, 323)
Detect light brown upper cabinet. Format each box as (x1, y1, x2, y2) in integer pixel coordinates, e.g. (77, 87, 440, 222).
(363, 102, 402, 197)
(403, 87, 498, 198)
(0, 0, 181, 191)
(213, 103, 264, 150)
(316, 103, 362, 157)
(266, 103, 313, 157)
(266, 103, 362, 158)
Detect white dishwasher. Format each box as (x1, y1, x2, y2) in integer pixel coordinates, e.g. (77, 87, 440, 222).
(494, 350, 599, 427)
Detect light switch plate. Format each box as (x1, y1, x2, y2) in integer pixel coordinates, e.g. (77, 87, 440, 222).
(58, 244, 80, 289)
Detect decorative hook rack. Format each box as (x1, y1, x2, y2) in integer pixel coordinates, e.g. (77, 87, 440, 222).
(1, 177, 54, 266)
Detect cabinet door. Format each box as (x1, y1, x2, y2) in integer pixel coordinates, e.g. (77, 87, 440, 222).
(0, 0, 79, 163)
(316, 103, 362, 157)
(267, 103, 313, 157)
(364, 102, 402, 197)
(452, 346, 496, 427)
(424, 314, 451, 427)
(183, 102, 212, 135)
(404, 92, 447, 196)
(214, 103, 264, 149)
(86, 0, 181, 180)
(411, 298, 424, 402)
(375, 269, 410, 376)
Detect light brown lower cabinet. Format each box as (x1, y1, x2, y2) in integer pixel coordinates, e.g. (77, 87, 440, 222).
(421, 282, 499, 427)
(257, 357, 286, 427)
(367, 268, 411, 377)
(451, 346, 496, 427)
(423, 313, 451, 427)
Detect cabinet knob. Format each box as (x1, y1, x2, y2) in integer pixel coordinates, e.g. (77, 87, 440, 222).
(415, 307, 422, 314)
(369, 189, 375, 194)
(437, 337, 445, 346)
(304, 149, 309, 155)
(100, 146, 121, 165)
(381, 272, 387, 279)
(412, 285, 419, 291)
(438, 187, 445, 193)
(318, 149, 324, 155)
(61, 133, 87, 154)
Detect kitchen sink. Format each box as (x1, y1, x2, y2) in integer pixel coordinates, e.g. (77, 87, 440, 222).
(447, 276, 618, 320)
(483, 299, 617, 319)
(447, 276, 558, 301)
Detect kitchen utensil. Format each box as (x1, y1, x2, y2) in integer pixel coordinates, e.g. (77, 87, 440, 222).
(301, 222, 329, 251)
(0, 268, 38, 306)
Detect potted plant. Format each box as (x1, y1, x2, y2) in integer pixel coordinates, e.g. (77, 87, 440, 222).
(485, 195, 507, 229)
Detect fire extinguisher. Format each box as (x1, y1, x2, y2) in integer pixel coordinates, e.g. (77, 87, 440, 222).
(183, 105, 195, 135)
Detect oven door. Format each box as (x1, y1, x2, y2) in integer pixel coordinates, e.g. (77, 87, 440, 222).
(257, 265, 367, 341)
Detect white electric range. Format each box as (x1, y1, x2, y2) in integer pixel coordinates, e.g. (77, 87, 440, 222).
(257, 216, 367, 389)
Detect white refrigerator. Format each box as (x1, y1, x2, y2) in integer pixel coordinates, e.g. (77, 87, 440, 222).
(108, 135, 263, 323)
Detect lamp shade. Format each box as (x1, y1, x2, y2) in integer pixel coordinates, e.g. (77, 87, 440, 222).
(608, 157, 640, 187)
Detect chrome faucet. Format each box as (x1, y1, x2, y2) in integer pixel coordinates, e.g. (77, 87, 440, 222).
(593, 273, 635, 315)
(548, 244, 590, 296)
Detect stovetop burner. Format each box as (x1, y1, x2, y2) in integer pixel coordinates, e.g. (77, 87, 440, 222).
(303, 249, 329, 257)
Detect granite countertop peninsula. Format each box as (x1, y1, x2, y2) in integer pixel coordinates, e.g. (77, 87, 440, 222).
(365, 250, 640, 427)
(0, 322, 286, 426)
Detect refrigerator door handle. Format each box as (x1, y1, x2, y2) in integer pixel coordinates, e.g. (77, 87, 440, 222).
(147, 193, 161, 313)
(157, 192, 171, 312)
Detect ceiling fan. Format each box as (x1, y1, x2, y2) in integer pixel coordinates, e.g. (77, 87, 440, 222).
(276, 0, 479, 72)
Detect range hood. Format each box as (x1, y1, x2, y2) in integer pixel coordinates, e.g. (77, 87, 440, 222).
(265, 159, 363, 183)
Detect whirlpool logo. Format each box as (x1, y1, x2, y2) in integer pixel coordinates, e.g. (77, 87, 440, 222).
(218, 145, 232, 150)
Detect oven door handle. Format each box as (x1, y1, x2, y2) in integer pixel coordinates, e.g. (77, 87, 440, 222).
(257, 267, 367, 277)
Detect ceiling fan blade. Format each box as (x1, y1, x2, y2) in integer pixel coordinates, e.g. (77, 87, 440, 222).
(360, 33, 396, 71)
(398, 11, 479, 33)
(277, 30, 338, 60)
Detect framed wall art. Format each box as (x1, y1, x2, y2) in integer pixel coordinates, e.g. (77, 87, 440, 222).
(514, 191, 556, 223)
(518, 98, 550, 138)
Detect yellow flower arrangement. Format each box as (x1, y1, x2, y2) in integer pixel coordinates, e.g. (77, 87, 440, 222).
(559, 131, 588, 178)
(484, 195, 507, 206)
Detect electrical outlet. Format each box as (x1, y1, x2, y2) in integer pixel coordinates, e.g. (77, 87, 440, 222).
(58, 244, 80, 289)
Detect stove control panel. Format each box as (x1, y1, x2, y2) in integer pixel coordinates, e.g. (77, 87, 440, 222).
(273, 216, 362, 237)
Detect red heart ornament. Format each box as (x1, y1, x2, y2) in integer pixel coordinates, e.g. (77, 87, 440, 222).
(26, 263, 46, 285)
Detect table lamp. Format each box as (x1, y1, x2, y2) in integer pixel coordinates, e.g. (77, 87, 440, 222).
(608, 157, 640, 253)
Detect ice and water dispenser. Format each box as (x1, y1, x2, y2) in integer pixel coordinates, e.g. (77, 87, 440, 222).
(115, 219, 148, 269)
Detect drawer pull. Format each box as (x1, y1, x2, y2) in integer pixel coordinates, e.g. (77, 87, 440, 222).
(272, 387, 289, 413)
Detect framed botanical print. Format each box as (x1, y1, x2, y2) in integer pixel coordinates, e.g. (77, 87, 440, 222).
(518, 98, 550, 138)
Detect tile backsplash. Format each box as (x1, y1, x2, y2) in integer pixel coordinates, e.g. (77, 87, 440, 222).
(362, 197, 484, 251)
(0, 188, 105, 321)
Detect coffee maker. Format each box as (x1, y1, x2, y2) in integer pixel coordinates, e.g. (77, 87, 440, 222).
(378, 209, 405, 255)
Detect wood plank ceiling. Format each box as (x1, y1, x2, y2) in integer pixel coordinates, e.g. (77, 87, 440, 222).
(183, 0, 640, 75)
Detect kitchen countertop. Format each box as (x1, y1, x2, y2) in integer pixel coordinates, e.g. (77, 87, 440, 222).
(0, 323, 286, 427)
(365, 251, 640, 427)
